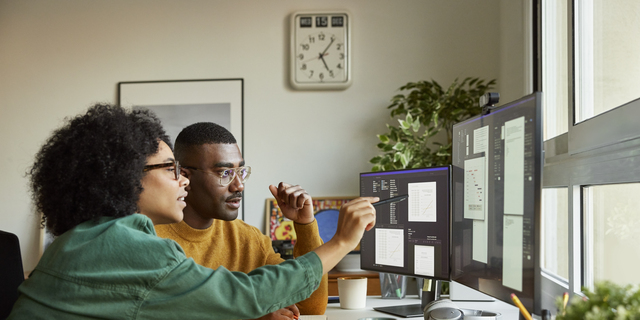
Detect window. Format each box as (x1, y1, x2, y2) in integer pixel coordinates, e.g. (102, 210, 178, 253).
(541, 188, 569, 280)
(541, 0, 640, 133)
(584, 184, 640, 287)
(541, 0, 569, 139)
(539, 0, 640, 302)
(575, 0, 640, 122)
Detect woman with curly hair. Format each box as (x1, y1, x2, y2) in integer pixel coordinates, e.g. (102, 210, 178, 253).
(8, 104, 377, 320)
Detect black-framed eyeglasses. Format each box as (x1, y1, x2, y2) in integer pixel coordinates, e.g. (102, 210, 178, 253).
(143, 160, 182, 180)
(182, 166, 251, 187)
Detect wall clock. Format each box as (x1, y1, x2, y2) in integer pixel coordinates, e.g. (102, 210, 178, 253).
(290, 11, 351, 90)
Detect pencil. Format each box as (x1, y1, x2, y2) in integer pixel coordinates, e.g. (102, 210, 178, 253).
(372, 194, 408, 207)
(510, 293, 532, 320)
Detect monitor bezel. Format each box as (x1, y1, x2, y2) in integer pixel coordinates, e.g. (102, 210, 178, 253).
(359, 165, 452, 281)
(450, 92, 543, 314)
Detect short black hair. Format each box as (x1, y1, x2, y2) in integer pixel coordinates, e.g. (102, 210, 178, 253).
(29, 104, 170, 236)
(174, 122, 236, 161)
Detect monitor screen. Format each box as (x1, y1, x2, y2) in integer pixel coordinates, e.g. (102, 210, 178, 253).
(359, 166, 451, 281)
(450, 92, 542, 313)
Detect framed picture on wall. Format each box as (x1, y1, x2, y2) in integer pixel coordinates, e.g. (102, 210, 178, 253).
(118, 78, 244, 219)
(265, 196, 356, 244)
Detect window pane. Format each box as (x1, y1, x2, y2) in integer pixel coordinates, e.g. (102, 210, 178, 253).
(576, 0, 640, 122)
(586, 183, 640, 286)
(542, 0, 569, 140)
(541, 188, 569, 280)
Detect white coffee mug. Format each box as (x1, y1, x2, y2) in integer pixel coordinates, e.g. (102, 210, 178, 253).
(337, 277, 368, 309)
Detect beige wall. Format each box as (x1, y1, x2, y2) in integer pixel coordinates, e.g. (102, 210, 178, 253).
(0, 0, 528, 272)
(499, 0, 533, 103)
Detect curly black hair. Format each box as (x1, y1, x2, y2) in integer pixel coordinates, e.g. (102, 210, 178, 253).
(173, 122, 236, 161)
(29, 104, 171, 236)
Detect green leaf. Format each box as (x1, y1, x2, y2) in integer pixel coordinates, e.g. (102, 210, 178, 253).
(399, 119, 410, 129)
(389, 130, 399, 142)
(406, 113, 414, 124)
(400, 153, 408, 168)
(393, 142, 405, 151)
(412, 117, 421, 132)
(391, 94, 405, 101)
(378, 134, 389, 144)
(370, 155, 382, 164)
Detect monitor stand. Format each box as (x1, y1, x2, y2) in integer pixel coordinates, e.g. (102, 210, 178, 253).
(374, 304, 424, 318)
(373, 279, 442, 318)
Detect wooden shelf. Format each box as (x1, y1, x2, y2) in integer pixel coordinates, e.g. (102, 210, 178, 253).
(328, 269, 381, 296)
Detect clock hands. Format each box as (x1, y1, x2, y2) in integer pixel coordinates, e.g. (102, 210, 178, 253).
(319, 54, 330, 71)
(297, 34, 341, 80)
(321, 38, 335, 56)
(301, 52, 330, 72)
(317, 38, 335, 71)
(301, 52, 328, 63)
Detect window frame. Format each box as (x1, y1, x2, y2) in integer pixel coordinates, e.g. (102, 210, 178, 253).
(540, 187, 570, 281)
(537, 0, 640, 307)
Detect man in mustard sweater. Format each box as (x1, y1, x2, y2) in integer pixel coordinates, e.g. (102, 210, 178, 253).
(155, 122, 328, 319)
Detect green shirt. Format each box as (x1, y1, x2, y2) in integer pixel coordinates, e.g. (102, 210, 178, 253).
(9, 214, 323, 319)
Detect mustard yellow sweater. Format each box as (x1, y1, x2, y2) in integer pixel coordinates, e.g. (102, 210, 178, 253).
(155, 219, 328, 315)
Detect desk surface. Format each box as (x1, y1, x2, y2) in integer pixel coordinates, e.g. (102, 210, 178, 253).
(324, 295, 521, 320)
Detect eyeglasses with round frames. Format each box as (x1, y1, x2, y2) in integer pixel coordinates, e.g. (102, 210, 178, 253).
(143, 160, 182, 180)
(183, 166, 251, 187)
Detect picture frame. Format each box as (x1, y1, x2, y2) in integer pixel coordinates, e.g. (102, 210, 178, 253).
(265, 197, 356, 242)
(118, 78, 244, 219)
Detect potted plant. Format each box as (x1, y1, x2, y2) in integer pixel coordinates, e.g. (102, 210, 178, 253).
(370, 77, 496, 171)
(369, 77, 495, 295)
(557, 281, 640, 319)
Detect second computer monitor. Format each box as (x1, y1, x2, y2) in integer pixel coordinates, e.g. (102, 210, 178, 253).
(450, 92, 542, 314)
(360, 166, 451, 280)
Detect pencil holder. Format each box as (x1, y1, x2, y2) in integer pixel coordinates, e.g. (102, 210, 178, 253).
(379, 272, 407, 299)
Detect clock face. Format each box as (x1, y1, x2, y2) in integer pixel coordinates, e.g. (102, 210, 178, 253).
(290, 12, 351, 90)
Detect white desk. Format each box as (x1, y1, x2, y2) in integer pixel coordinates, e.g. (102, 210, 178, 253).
(324, 295, 521, 320)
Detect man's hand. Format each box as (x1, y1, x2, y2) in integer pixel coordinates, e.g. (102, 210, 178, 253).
(269, 182, 314, 225)
(252, 305, 300, 320)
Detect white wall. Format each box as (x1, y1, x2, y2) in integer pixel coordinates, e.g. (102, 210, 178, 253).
(499, 0, 533, 103)
(0, 0, 526, 272)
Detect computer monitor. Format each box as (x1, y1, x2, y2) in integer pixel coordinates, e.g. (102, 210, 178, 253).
(359, 166, 451, 317)
(450, 92, 542, 314)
